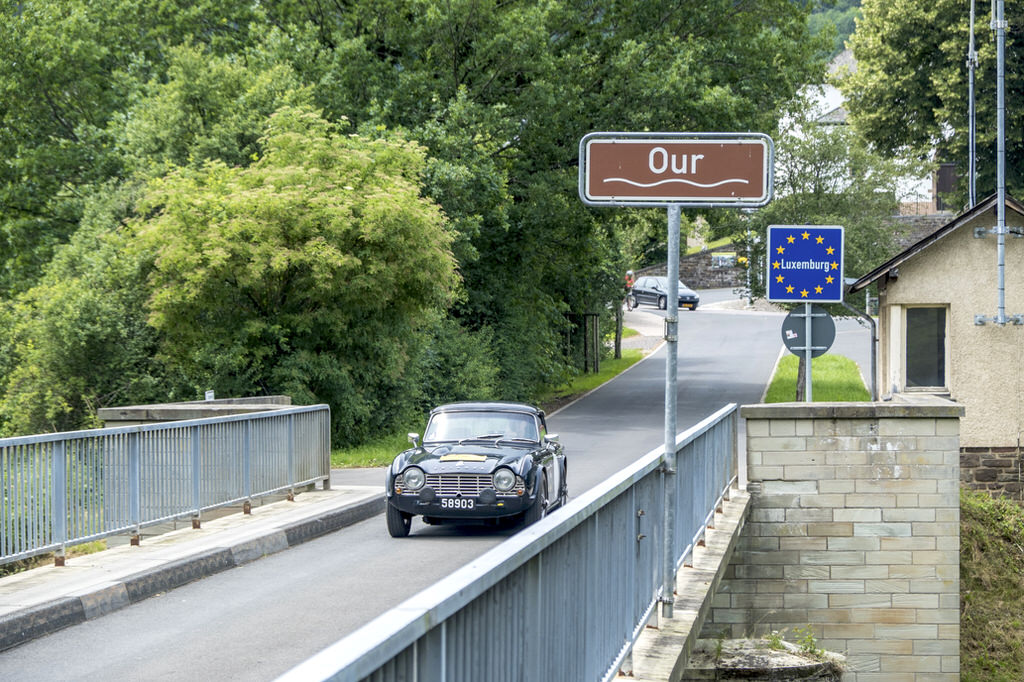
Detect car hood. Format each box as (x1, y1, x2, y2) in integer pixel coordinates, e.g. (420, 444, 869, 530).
(402, 443, 536, 475)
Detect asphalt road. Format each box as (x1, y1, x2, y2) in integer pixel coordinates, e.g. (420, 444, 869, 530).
(0, 292, 869, 681)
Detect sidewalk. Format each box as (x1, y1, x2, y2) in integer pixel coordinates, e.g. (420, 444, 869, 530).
(0, 483, 383, 651)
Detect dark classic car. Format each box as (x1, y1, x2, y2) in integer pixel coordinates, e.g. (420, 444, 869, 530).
(385, 402, 567, 537)
(628, 275, 700, 310)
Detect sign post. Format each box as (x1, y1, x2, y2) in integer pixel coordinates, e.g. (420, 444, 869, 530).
(580, 132, 773, 619)
(766, 225, 845, 401)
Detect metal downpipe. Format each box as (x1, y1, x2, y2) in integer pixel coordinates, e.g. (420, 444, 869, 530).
(995, 0, 1007, 324)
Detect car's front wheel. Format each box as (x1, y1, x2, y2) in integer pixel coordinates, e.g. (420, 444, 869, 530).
(658, 295, 667, 310)
(386, 503, 412, 537)
(523, 472, 548, 526)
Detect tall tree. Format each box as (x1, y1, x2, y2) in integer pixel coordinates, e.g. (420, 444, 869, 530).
(0, 1, 832, 436)
(842, 0, 1022, 206)
(732, 103, 927, 301)
(270, 0, 830, 395)
(0, 0, 268, 295)
(131, 107, 459, 443)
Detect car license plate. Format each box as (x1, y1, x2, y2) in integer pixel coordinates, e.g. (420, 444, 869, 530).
(440, 497, 474, 510)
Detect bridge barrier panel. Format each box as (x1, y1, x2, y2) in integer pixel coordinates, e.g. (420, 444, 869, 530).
(0, 405, 330, 566)
(278, 404, 739, 682)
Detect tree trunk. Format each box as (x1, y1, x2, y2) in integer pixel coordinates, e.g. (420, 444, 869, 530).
(614, 305, 623, 359)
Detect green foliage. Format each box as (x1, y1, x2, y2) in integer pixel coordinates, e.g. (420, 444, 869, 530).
(286, 0, 830, 399)
(731, 105, 927, 299)
(0, 0, 271, 296)
(794, 625, 823, 659)
(842, 0, 1024, 206)
(0, 1, 833, 443)
(961, 489, 1024, 681)
(332, 431, 414, 469)
(0, 183, 178, 436)
(114, 44, 313, 175)
(132, 107, 458, 444)
(409, 316, 500, 414)
(808, 0, 861, 57)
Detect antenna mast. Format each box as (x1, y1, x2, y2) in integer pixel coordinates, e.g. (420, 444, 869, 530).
(967, 0, 978, 206)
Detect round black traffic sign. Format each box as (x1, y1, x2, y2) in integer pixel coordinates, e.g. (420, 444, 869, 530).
(781, 304, 835, 358)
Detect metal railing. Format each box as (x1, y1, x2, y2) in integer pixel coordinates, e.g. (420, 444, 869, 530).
(279, 403, 738, 682)
(1, 405, 330, 565)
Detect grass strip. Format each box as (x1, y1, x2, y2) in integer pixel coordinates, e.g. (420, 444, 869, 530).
(764, 354, 870, 403)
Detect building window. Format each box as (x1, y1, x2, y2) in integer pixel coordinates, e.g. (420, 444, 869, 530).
(905, 307, 946, 388)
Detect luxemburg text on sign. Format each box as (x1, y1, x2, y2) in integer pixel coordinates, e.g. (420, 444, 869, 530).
(579, 133, 773, 207)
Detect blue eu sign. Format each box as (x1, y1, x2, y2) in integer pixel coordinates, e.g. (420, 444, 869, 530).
(766, 225, 844, 303)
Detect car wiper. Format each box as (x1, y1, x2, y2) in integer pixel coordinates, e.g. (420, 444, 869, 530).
(496, 437, 537, 445)
(457, 433, 504, 445)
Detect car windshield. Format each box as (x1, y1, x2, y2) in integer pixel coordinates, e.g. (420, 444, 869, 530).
(424, 411, 539, 443)
(652, 277, 689, 291)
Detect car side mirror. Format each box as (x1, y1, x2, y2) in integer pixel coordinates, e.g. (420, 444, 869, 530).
(544, 434, 559, 443)
(408, 432, 420, 447)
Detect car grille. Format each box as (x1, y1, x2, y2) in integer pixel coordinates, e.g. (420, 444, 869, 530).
(397, 473, 525, 496)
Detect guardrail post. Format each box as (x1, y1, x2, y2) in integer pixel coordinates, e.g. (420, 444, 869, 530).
(243, 420, 252, 514)
(191, 425, 201, 528)
(52, 441, 67, 566)
(287, 414, 295, 502)
(322, 409, 331, 490)
(129, 431, 141, 545)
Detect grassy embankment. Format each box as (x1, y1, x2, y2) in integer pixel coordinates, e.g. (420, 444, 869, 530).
(960, 489, 1024, 681)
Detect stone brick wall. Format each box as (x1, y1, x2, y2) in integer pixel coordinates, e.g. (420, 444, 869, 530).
(637, 245, 745, 290)
(701, 402, 963, 682)
(960, 446, 1023, 501)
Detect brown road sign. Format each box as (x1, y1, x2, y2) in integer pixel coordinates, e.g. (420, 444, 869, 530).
(579, 133, 773, 207)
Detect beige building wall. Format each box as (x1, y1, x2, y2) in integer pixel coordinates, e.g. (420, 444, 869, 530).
(876, 209, 1024, 448)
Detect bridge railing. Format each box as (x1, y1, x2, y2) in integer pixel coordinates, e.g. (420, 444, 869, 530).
(279, 403, 738, 682)
(0, 405, 331, 566)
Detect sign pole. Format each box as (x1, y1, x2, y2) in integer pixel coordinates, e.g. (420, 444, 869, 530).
(662, 204, 680, 618)
(804, 302, 813, 402)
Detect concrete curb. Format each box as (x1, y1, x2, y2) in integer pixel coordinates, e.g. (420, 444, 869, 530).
(0, 494, 385, 652)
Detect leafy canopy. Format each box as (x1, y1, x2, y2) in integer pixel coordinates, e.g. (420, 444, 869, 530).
(732, 102, 927, 302)
(0, 0, 832, 438)
(132, 107, 459, 443)
(842, 0, 1023, 206)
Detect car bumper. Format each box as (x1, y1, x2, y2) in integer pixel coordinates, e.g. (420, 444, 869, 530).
(388, 487, 534, 519)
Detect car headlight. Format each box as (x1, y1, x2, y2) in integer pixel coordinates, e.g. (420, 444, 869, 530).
(402, 466, 425, 491)
(493, 467, 516, 492)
